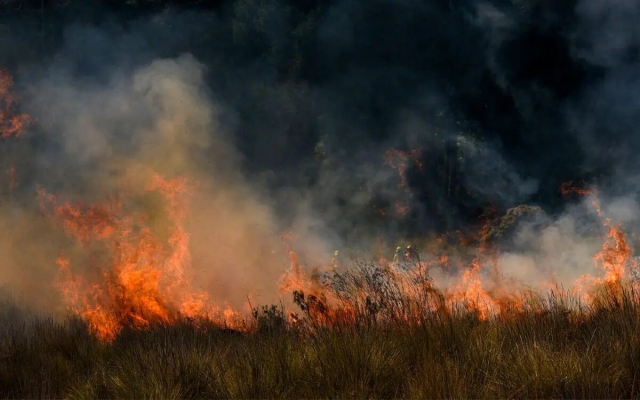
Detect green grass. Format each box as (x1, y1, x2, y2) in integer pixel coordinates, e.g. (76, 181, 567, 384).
(2, 269, 640, 398)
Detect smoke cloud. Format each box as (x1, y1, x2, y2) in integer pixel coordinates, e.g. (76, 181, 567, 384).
(0, 0, 639, 316)
(4, 47, 295, 313)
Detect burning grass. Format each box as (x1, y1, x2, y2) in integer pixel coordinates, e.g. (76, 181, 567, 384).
(36, 173, 244, 342)
(5, 175, 640, 397)
(2, 281, 640, 398)
(12, 151, 640, 397)
(28, 165, 640, 343)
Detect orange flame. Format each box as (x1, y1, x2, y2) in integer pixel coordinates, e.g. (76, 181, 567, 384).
(278, 233, 326, 298)
(574, 210, 635, 303)
(39, 173, 237, 342)
(450, 258, 496, 320)
(270, 181, 637, 325)
(559, 181, 635, 303)
(34, 166, 640, 339)
(0, 69, 31, 138)
(560, 180, 596, 197)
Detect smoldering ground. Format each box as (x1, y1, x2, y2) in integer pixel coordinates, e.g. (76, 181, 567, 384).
(0, 0, 638, 317)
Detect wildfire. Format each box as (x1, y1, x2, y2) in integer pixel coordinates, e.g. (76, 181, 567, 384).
(450, 258, 496, 320)
(22, 115, 640, 341)
(558, 180, 635, 303)
(1, 56, 639, 346)
(278, 232, 327, 298)
(573, 209, 635, 304)
(38, 173, 231, 342)
(0, 69, 31, 138)
(37, 167, 640, 340)
(595, 225, 632, 285)
(444, 216, 506, 320)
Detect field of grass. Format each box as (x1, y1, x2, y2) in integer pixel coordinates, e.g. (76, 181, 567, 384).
(2, 265, 640, 399)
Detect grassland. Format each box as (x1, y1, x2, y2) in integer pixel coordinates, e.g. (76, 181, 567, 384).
(1, 265, 640, 399)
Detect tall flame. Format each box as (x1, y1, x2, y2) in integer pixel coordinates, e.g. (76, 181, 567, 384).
(37, 173, 229, 342)
(561, 181, 635, 302)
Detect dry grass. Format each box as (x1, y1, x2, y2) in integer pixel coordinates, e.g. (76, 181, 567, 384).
(1, 266, 640, 399)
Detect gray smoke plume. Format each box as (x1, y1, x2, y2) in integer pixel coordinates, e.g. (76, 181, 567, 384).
(0, 0, 640, 316)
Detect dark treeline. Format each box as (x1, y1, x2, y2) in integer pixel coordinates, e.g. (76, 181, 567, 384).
(0, 0, 630, 239)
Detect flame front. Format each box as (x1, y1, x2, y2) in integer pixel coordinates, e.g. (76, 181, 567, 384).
(272, 180, 640, 326)
(38, 173, 225, 342)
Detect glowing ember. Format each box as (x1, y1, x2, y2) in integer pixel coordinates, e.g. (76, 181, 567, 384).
(384, 147, 422, 189)
(560, 180, 597, 197)
(0, 69, 31, 138)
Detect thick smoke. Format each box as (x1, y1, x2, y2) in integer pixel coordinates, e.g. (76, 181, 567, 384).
(0, 0, 639, 315)
(29, 53, 294, 309)
(1, 50, 297, 313)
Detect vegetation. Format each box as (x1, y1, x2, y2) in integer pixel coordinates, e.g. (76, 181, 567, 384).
(1, 265, 640, 399)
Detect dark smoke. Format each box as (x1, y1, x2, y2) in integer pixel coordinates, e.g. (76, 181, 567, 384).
(0, 0, 638, 310)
